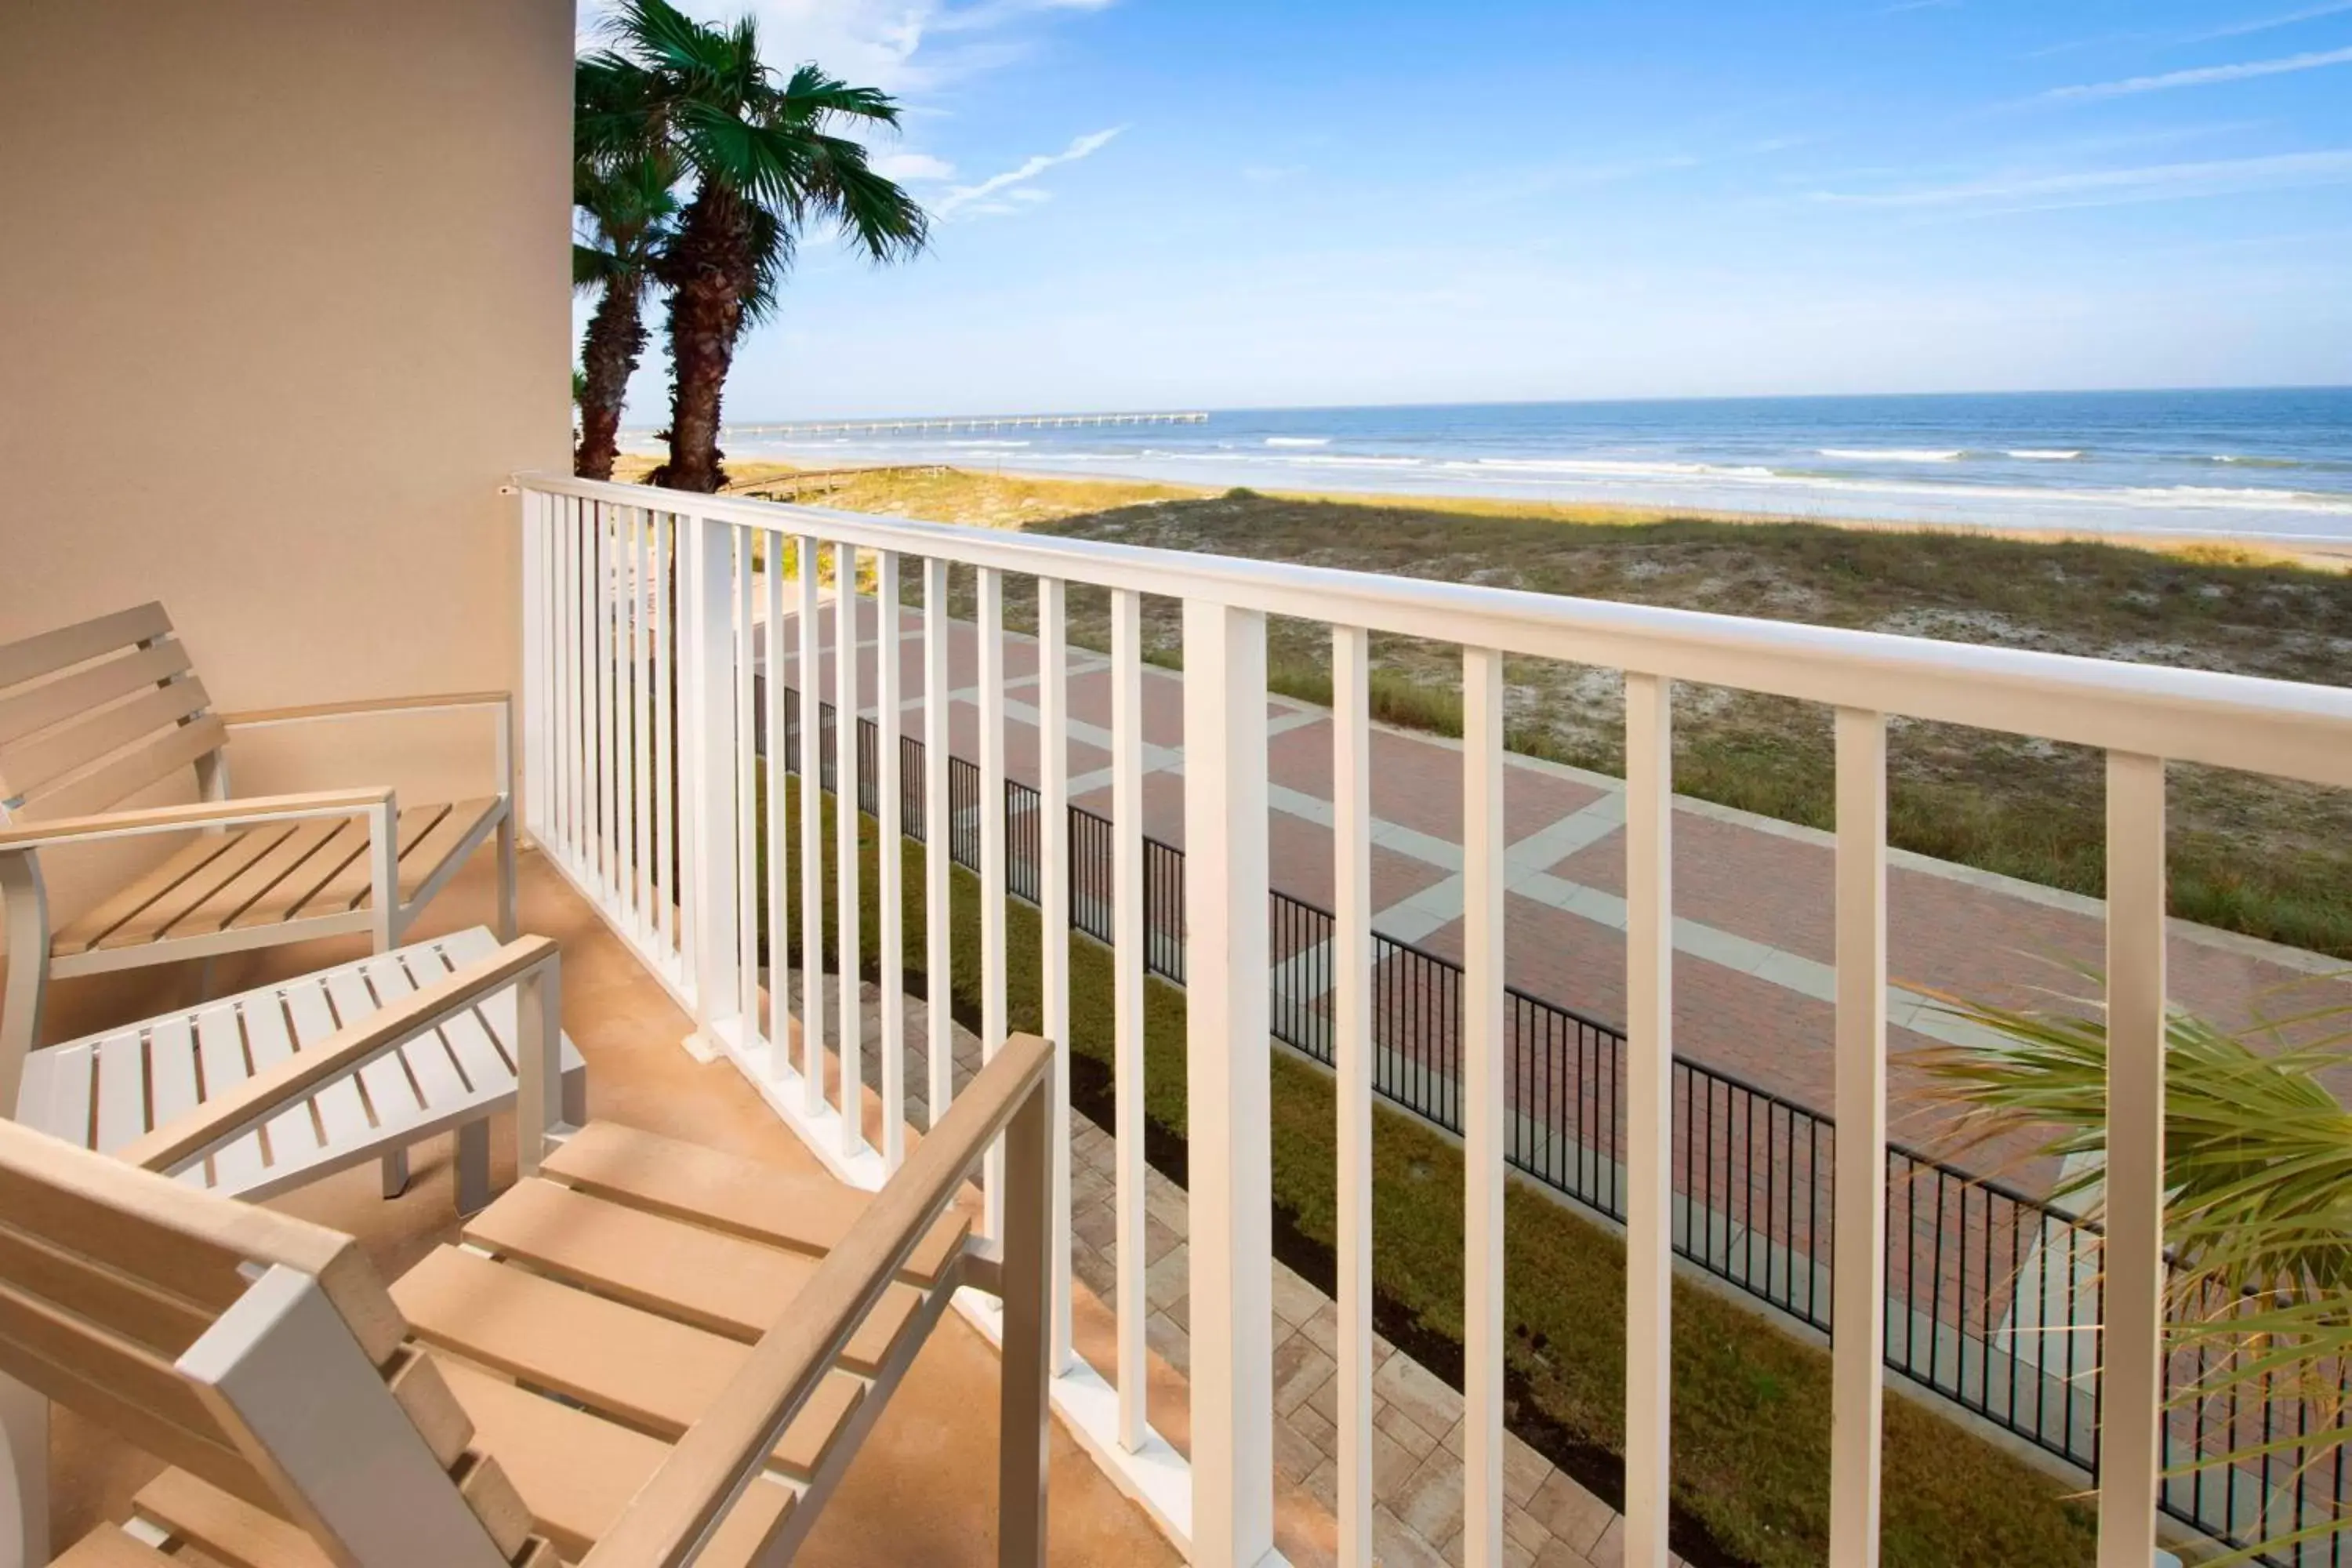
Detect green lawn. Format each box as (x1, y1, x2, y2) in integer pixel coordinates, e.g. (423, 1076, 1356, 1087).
(774, 772, 2103, 1568)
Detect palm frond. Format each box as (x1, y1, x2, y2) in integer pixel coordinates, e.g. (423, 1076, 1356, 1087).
(1920, 983, 2352, 1559)
(777, 64, 905, 129)
(800, 132, 931, 262)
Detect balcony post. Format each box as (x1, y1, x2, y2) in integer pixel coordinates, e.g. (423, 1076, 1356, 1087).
(1831, 707, 1887, 1568)
(1623, 671, 1673, 1568)
(1181, 599, 1275, 1568)
(2100, 752, 2166, 1567)
(685, 513, 742, 1050)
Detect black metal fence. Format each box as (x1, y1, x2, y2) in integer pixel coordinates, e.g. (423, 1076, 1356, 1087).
(777, 689, 2346, 1564)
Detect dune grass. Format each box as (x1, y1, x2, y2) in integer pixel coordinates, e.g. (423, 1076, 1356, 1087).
(688, 456, 2352, 956)
(774, 771, 2106, 1568)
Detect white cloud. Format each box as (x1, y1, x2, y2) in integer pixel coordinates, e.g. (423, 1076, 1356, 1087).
(871, 151, 958, 182)
(930, 0, 1116, 33)
(2041, 44, 2352, 101)
(1813, 147, 2352, 209)
(582, 0, 1112, 96)
(936, 126, 1126, 216)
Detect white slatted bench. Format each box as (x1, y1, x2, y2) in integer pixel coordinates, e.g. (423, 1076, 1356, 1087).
(9, 926, 584, 1210)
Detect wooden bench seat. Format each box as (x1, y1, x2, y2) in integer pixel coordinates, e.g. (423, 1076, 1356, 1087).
(13, 927, 586, 1210)
(50, 797, 503, 956)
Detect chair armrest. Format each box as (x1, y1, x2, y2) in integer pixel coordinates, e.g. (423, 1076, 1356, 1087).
(219, 691, 511, 728)
(580, 1033, 1055, 1568)
(0, 789, 395, 852)
(117, 935, 562, 1178)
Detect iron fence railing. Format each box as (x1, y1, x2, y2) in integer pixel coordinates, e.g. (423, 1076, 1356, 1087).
(778, 688, 2348, 1566)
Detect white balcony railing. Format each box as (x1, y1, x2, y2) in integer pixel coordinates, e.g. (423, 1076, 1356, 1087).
(516, 470, 2352, 1568)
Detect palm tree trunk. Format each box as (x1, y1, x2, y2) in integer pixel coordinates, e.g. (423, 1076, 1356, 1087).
(575, 276, 648, 481)
(655, 188, 753, 493)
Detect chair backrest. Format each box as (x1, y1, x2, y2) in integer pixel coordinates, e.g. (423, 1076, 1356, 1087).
(0, 604, 227, 823)
(0, 1119, 537, 1566)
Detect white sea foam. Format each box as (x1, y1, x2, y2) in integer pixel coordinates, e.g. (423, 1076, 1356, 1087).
(1442, 456, 1780, 481)
(942, 439, 1031, 448)
(2120, 485, 2352, 513)
(1820, 448, 1965, 463)
(1264, 437, 1330, 447)
(2007, 449, 2084, 460)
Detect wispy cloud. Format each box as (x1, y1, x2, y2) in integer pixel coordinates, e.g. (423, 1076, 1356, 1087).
(929, 0, 1116, 32)
(590, 0, 1112, 96)
(936, 126, 1126, 217)
(2180, 1, 2352, 43)
(2040, 44, 2352, 100)
(1879, 0, 1959, 14)
(1813, 147, 2352, 209)
(870, 151, 958, 183)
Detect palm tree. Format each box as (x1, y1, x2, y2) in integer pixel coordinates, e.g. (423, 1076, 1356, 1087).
(1920, 988, 2352, 1562)
(579, 0, 929, 492)
(571, 138, 680, 479)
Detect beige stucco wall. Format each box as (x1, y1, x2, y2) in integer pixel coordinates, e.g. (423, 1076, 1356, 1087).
(0, 0, 575, 1035)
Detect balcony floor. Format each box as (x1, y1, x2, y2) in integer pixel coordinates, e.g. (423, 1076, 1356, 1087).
(37, 846, 1181, 1568)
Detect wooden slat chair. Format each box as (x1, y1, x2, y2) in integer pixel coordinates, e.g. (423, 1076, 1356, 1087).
(0, 935, 1056, 1568)
(0, 603, 519, 1125)
(15, 926, 587, 1214)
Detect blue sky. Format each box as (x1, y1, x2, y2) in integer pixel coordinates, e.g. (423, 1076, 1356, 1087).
(596, 0, 2352, 420)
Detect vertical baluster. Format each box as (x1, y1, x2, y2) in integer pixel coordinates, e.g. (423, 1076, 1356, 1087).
(654, 512, 677, 965)
(876, 552, 906, 1168)
(1832, 707, 1888, 1568)
(836, 540, 866, 1155)
(978, 568, 1008, 1236)
(557, 499, 579, 870)
(686, 515, 742, 1045)
(924, 558, 953, 1126)
(1037, 577, 1073, 1370)
(1624, 671, 1674, 1568)
(521, 490, 547, 844)
(2100, 752, 2167, 1568)
(736, 530, 758, 1051)
(630, 509, 653, 937)
(1332, 624, 1374, 1565)
(616, 510, 635, 912)
(1462, 647, 1507, 1567)
(1112, 588, 1149, 1450)
(596, 502, 616, 902)
(766, 533, 790, 1079)
(615, 506, 637, 923)
(1182, 598, 1275, 1568)
(798, 535, 826, 1113)
(535, 494, 557, 873)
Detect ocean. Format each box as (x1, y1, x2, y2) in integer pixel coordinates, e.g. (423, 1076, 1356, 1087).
(716, 386, 2352, 542)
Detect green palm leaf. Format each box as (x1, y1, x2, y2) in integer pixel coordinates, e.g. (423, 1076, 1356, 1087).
(1918, 983, 2352, 1562)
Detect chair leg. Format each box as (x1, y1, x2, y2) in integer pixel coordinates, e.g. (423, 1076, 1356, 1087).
(496, 812, 519, 942)
(454, 1120, 492, 1215)
(0, 865, 49, 1119)
(0, 960, 40, 1121)
(999, 1066, 1053, 1568)
(379, 1147, 411, 1200)
(0, 1370, 48, 1568)
(561, 1059, 589, 1131)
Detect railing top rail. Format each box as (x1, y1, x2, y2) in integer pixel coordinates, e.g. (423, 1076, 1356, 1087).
(521, 471, 2352, 788)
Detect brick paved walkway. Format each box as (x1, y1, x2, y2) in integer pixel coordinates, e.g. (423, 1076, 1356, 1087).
(776, 587, 2352, 1187)
(846, 980, 1664, 1568)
